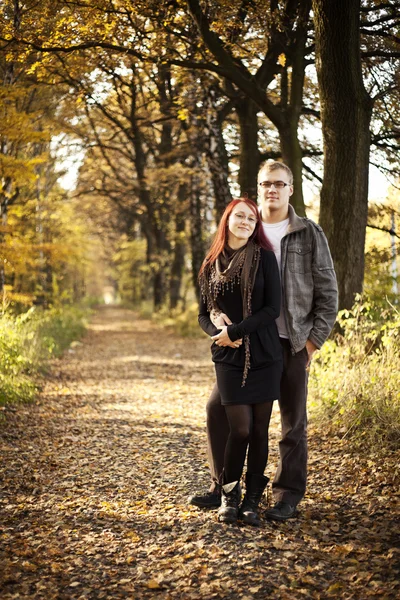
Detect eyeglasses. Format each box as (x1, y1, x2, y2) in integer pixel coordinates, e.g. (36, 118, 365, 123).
(258, 181, 290, 189)
(233, 212, 257, 224)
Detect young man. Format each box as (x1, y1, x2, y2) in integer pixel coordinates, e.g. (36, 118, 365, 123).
(190, 161, 338, 520)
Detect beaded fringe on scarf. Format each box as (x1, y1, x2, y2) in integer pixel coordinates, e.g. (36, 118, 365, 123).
(200, 242, 261, 387)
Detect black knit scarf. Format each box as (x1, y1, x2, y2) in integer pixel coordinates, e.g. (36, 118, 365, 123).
(199, 241, 261, 386)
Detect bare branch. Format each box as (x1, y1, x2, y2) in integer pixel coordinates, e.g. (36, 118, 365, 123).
(0, 37, 144, 59)
(372, 132, 400, 144)
(367, 224, 400, 239)
(360, 2, 400, 12)
(361, 15, 400, 27)
(302, 161, 323, 183)
(369, 161, 400, 187)
(362, 50, 400, 58)
(301, 106, 321, 119)
(371, 85, 399, 103)
(360, 29, 400, 45)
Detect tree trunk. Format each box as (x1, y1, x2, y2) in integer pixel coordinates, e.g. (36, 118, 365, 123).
(169, 184, 187, 310)
(203, 87, 232, 221)
(152, 63, 174, 310)
(189, 172, 205, 301)
(279, 120, 305, 215)
(236, 98, 259, 201)
(313, 0, 373, 309)
(130, 70, 168, 310)
(153, 270, 165, 309)
(277, 0, 310, 216)
(0, 0, 21, 297)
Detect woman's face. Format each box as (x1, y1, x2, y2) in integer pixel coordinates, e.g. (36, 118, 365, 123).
(227, 202, 257, 248)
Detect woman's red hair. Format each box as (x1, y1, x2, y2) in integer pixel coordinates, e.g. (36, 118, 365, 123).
(199, 198, 273, 276)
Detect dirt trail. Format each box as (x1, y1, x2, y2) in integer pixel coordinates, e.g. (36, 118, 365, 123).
(1, 307, 399, 599)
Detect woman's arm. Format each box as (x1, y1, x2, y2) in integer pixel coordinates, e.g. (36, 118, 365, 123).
(198, 293, 222, 337)
(199, 294, 243, 348)
(226, 250, 281, 342)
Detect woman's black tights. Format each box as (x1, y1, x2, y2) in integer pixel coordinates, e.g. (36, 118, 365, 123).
(223, 402, 273, 484)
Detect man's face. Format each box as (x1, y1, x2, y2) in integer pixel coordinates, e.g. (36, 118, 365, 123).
(258, 168, 293, 215)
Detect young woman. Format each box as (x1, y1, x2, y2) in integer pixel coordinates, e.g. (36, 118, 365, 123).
(198, 198, 282, 525)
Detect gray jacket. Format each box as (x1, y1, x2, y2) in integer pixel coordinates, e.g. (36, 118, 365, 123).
(281, 205, 338, 353)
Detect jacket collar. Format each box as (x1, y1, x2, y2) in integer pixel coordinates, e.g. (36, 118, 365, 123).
(287, 204, 306, 234)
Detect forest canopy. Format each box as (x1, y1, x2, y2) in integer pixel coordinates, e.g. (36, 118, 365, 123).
(0, 0, 399, 312)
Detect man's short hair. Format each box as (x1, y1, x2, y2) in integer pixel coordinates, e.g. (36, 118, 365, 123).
(258, 160, 293, 185)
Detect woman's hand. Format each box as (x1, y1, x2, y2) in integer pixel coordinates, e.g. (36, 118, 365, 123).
(211, 311, 232, 328)
(211, 326, 242, 349)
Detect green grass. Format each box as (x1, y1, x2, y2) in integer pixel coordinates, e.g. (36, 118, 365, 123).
(0, 305, 88, 405)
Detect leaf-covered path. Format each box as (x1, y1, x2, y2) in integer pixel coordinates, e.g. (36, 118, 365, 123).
(1, 307, 399, 599)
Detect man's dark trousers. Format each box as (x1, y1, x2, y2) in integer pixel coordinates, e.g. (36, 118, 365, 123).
(206, 338, 308, 506)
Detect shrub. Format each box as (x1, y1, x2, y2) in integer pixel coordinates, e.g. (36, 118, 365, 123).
(154, 303, 204, 338)
(309, 296, 400, 448)
(0, 305, 88, 405)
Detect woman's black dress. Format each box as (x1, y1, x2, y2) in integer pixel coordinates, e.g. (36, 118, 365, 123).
(198, 248, 283, 406)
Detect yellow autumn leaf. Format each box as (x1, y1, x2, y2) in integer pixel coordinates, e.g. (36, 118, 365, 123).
(50, 562, 61, 572)
(278, 53, 286, 66)
(327, 582, 344, 593)
(177, 108, 189, 121)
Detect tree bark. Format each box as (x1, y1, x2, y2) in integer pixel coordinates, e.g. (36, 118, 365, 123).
(169, 183, 187, 310)
(278, 120, 305, 214)
(236, 98, 259, 201)
(313, 0, 373, 309)
(189, 171, 205, 301)
(278, 1, 310, 215)
(203, 87, 232, 221)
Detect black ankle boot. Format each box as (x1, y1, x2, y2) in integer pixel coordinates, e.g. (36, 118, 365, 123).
(189, 486, 221, 509)
(239, 474, 269, 526)
(218, 481, 241, 523)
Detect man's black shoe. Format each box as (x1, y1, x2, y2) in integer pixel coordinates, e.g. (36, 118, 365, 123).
(265, 501, 297, 521)
(189, 490, 221, 509)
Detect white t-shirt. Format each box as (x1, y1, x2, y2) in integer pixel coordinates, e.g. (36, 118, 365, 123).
(262, 218, 289, 339)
